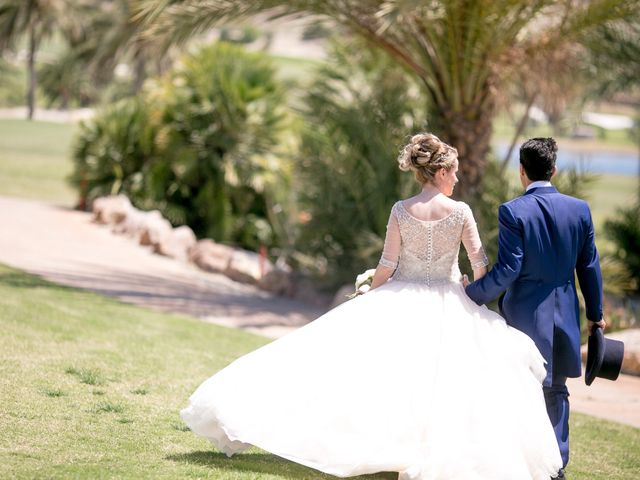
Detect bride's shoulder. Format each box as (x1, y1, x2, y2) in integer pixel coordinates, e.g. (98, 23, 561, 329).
(388, 199, 403, 216)
(452, 199, 473, 210)
(444, 198, 471, 212)
(453, 201, 475, 220)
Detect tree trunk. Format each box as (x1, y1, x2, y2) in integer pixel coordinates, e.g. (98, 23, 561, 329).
(27, 23, 37, 121)
(636, 110, 640, 200)
(61, 89, 69, 110)
(131, 56, 146, 94)
(500, 93, 538, 176)
(636, 116, 640, 205)
(433, 99, 496, 202)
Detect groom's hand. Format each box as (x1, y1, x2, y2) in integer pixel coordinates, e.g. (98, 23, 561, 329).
(588, 319, 606, 335)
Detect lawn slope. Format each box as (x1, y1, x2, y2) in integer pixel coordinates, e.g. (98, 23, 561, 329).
(0, 266, 638, 479)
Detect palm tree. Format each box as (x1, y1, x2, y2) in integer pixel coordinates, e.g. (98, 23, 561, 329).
(134, 0, 638, 200)
(0, 0, 73, 119)
(92, 0, 174, 95)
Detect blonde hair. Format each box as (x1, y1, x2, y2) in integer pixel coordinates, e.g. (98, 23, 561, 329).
(397, 133, 458, 184)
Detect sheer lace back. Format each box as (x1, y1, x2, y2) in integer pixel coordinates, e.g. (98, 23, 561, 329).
(379, 200, 488, 286)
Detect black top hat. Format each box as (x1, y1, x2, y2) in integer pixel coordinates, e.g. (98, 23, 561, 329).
(585, 325, 625, 386)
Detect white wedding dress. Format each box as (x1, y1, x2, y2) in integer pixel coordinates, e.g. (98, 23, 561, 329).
(181, 200, 563, 480)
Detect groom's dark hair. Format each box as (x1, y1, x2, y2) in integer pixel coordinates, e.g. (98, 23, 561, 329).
(519, 137, 557, 181)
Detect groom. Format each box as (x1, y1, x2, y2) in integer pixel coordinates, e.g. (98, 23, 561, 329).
(465, 137, 605, 477)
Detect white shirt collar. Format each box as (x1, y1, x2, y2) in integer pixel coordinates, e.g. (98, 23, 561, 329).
(526, 180, 553, 192)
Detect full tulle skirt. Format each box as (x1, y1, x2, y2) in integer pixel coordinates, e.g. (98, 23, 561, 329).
(181, 280, 563, 479)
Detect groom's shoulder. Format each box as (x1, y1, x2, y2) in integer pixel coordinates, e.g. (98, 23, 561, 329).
(548, 191, 592, 212)
(501, 194, 527, 212)
(502, 191, 592, 216)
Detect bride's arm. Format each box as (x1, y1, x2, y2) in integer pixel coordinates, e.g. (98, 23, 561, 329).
(461, 204, 489, 281)
(371, 207, 400, 290)
(472, 265, 487, 281)
(370, 264, 395, 289)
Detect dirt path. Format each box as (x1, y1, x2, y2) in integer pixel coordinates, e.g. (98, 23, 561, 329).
(567, 374, 640, 429)
(0, 195, 638, 429)
(0, 196, 324, 338)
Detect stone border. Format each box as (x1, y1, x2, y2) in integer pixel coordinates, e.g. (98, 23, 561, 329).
(92, 195, 296, 297)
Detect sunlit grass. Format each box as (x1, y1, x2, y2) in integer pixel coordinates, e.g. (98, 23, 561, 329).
(0, 264, 394, 479)
(0, 119, 77, 205)
(0, 263, 638, 479)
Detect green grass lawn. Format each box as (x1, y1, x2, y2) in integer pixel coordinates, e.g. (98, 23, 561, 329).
(1, 264, 639, 479)
(0, 119, 77, 206)
(584, 173, 638, 237)
(0, 264, 394, 480)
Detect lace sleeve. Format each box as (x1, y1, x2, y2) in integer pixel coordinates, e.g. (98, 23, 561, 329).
(461, 203, 489, 269)
(379, 204, 401, 269)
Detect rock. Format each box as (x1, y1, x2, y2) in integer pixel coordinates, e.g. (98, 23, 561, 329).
(92, 195, 132, 225)
(112, 209, 163, 239)
(331, 284, 354, 309)
(111, 207, 140, 235)
(154, 225, 197, 262)
(581, 328, 640, 377)
(225, 249, 273, 284)
(288, 275, 333, 308)
(189, 239, 235, 273)
(139, 214, 173, 247)
(258, 266, 293, 295)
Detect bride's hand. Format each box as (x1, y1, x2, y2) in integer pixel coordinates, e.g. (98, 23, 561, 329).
(461, 274, 470, 288)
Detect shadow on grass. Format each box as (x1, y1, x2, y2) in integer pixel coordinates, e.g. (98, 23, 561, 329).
(166, 451, 397, 480)
(0, 271, 71, 291)
(1, 262, 326, 326)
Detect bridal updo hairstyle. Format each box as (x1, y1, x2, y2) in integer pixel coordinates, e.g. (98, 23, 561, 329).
(397, 133, 458, 185)
(519, 137, 557, 181)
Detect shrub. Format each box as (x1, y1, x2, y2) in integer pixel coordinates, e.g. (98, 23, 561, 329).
(605, 198, 640, 292)
(71, 42, 287, 251)
(294, 41, 426, 287)
(70, 97, 156, 202)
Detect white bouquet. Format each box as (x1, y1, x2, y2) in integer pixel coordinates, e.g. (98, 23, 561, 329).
(348, 268, 376, 298)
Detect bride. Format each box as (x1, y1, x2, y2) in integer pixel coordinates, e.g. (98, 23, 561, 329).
(181, 133, 563, 480)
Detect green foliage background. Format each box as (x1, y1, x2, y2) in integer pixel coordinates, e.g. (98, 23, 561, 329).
(295, 42, 426, 285)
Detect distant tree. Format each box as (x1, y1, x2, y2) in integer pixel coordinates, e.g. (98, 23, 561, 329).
(585, 18, 640, 100)
(40, 0, 113, 108)
(90, 0, 174, 95)
(585, 16, 640, 292)
(0, 56, 23, 106)
(39, 0, 175, 108)
(584, 16, 640, 190)
(136, 0, 637, 200)
(0, 0, 79, 118)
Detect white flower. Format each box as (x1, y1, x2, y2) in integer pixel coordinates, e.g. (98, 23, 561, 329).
(355, 268, 376, 290)
(347, 268, 376, 298)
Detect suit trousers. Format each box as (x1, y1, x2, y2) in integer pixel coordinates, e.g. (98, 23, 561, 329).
(543, 373, 570, 467)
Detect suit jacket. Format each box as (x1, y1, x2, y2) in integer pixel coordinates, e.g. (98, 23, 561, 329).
(465, 186, 603, 386)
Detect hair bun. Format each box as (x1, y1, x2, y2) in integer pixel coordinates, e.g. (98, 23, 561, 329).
(397, 132, 458, 184)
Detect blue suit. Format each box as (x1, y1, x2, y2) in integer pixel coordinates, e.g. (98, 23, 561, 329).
(465, 186, 603, 466)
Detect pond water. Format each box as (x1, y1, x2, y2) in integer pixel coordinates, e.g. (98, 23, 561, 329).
(494, 142, 639, 176)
